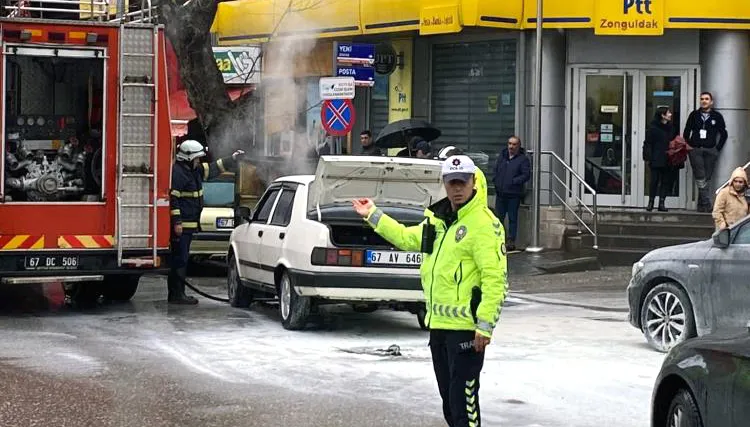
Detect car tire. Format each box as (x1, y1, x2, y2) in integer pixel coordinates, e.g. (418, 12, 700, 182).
(641, 282, 696, 353)
(66, 281, 102, 309)
(416, 308, 428, 331)
(102, 275, 140, 302)
(279, 270, 310, 331)
(227, 255, 253, 308)
(665, 389, 703, 427)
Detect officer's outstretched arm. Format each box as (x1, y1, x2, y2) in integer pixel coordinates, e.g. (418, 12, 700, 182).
(200, 156, 239, 182)
(364, 205, 424, 253)
(472, 223, 508, 338)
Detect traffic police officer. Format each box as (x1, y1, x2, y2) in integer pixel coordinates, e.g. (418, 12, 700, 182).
(169, 139, 244, 304)
(352, 155, 507, 427)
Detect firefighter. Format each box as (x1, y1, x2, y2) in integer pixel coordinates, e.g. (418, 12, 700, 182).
(352, 155, 508, 427)
(169, 139, 244, 305)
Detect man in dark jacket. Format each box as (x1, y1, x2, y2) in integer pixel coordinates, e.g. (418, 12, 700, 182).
(493, 136, 531, 251)
(683, 91, 728, 212)
(169, 139, 244, 304)
(359, 130, 382, 156)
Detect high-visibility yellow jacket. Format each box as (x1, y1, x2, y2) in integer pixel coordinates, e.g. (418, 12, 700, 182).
(365, 168, 508, 337)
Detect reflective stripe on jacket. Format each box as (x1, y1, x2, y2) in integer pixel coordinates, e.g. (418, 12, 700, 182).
(170, 157, 236, 231)
(365, 168, 508, 337)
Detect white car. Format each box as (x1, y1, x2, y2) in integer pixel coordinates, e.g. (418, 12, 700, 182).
(226, 155, 446, 330)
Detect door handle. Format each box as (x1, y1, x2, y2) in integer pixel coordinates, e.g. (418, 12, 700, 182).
(258, 230, 263, 237)
(279, 232, 285, 239)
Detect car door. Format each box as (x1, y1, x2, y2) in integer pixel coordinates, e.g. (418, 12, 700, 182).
(236, 185, 280, 283)
(258, 183, 297, 288)
(705, 219, 750, 331)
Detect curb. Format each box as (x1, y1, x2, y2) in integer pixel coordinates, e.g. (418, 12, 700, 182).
(509, 292, 629, 313)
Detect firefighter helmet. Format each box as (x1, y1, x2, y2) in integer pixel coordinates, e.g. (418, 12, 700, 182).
(176, 139, 207, 162)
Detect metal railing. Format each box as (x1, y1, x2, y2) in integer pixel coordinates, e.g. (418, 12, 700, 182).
(715, 160, 750, 195)
(3, 0, 157, 22)
(527, 150, 599, 250)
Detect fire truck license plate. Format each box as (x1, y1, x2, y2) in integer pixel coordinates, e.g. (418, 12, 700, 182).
(24, 256, 80, 270)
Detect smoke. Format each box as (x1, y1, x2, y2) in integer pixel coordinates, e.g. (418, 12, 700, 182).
(208, 2, 330, 185)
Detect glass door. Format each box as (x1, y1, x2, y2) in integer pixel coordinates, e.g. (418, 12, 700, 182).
(577, 70, 635, 206)
(636, 70, 692, 209)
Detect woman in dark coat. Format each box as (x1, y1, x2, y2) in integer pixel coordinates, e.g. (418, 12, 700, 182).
(643, 106, 676, 212)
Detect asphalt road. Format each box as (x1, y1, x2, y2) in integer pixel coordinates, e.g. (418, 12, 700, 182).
(0, 270, 662, 427)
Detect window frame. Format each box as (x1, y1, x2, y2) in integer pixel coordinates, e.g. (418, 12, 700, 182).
(268, 184, 298, 227)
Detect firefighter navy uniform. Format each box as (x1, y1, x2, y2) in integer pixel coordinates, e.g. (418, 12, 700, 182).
(363, 157, 508, 427)
(168, 140, 241, 304)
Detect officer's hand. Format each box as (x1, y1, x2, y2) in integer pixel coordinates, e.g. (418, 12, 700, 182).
(232, 149, 246, 159)
(474, 332, 491, 352)
(174, 224, 183, 236)
(351, 198, 374, 217)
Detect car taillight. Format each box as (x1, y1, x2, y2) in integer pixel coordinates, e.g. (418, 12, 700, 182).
(312, 247, 365, 267)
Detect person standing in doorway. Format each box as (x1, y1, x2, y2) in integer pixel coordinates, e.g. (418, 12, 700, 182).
(683, 92, 728, 212)
(493, 136, 530, 251)
(359, 130, 382, 156)
(643, 107, 677, 212)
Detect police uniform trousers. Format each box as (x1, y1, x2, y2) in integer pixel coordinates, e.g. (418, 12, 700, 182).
(429, 329, 486, 427)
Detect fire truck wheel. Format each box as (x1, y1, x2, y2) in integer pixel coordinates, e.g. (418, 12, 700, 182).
(102, 275, 140, 302)
(65, 281, 102, 309)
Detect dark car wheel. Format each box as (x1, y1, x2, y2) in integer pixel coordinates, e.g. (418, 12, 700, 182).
(227, 255, 253, 308)
(641, 282, 696, 353)
(102, 275, 140, 302)
(279, 271, 310, 330)
(665, 389, 703, 427)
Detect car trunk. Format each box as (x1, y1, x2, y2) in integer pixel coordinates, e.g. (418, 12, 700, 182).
(306, 156, 445, 248)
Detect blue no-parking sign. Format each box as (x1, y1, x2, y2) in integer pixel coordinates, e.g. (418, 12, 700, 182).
(321, 99, 356, 137)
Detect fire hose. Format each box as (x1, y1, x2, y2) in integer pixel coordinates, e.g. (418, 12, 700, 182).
(178, 275, 230, 303)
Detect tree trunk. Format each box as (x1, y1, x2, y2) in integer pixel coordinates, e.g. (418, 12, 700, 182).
(160, 0, 257, 156)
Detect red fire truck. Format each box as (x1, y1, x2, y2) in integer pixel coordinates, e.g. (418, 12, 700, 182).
(0, 2, 173, 305)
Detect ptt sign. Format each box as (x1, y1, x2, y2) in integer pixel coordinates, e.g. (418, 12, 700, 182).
(623, 0, 652, 14)
(595, 0, 664, 36)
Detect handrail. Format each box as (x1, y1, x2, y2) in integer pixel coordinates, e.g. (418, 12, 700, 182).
(4, 0, 113, 20)
(526, 150, 598, 250)
(715, 161, 750, 195)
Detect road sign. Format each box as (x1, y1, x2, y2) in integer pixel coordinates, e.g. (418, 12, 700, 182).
(336, 66, 375, 86)
(336, 42, 375, 65)
(319, 76, 355, 100)
(321, 99, 356, 137)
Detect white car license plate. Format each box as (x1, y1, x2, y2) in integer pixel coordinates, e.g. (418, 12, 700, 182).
(365, 250, 422, 266)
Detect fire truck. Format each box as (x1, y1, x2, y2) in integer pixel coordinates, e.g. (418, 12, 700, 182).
(0, 1, 173, 305)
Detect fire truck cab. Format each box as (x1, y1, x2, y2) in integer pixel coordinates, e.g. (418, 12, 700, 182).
(0, 2, 173, 305)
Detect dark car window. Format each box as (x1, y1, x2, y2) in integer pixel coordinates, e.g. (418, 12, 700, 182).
(270, 189, 296, 226)
(734, 221, 750, 244)
(253, 188, 280, 223)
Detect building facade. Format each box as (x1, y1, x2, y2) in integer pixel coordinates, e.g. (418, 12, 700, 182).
(211, 0, 750, 213)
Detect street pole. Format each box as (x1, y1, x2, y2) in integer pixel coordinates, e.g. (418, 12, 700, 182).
(526, 0, 544, 253)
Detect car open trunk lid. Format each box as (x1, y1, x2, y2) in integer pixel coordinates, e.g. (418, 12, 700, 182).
(307, 155, 445, 217)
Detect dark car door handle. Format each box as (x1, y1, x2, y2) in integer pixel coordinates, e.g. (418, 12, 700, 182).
(258, 230, 263, 237)
(279, 232, 285, 239)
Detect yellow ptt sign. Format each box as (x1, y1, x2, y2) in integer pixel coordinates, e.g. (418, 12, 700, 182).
(595, 0, 665, 35)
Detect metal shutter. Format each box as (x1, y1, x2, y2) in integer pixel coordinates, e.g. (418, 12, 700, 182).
(431, 39, 517, 182)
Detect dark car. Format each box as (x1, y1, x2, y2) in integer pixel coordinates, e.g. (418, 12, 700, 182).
(627, 215, 750, 352)
(650, 325, 750, 427)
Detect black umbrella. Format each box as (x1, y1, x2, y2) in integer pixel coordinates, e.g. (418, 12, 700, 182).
(374, 118, 442, 149)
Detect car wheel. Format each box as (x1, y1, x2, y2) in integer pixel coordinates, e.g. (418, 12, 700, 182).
(416, 308, 428, 331)
(666, 389, 703, 427)
(279, 271, 310, 330)
(65, 281, 102, 309)
(102, 275, 140, 302)
(641, 282, 696, 353)
(352, 303, 378, 313)
(227, 255, 253, 308)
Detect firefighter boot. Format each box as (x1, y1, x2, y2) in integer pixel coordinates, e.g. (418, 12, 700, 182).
(168, 267, 198, 305)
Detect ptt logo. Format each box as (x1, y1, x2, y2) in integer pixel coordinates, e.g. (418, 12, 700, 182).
(624, 0, 652, 14)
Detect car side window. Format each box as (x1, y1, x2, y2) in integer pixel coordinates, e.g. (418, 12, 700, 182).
(270, 189, 296, 226)
(734, 222, 750, 245)
(253, 188, 280, 223)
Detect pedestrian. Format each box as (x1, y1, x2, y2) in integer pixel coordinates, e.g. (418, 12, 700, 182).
(359, 130, 382, 156)
(643, 107, 677, 212)
(169, 140, 244, 304)
(492, 136, 530, 251)
(352, 155, 508, 427)
(683, 92, 728, 212)
(415, 140, 433, 159)
(712, 167, 749, 230)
